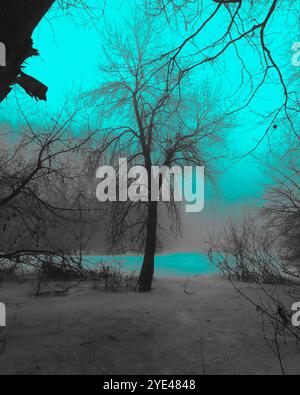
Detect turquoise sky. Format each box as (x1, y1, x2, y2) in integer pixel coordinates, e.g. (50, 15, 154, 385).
(0, 0, 297, 248)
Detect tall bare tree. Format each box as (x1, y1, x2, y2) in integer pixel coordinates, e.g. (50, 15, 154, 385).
(89, 18, 231, 291)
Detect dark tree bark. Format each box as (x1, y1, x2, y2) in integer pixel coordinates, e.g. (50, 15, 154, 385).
(136, 158, 171, 292)
(136, 200, 158, 292)
(0, 0, 55, 102)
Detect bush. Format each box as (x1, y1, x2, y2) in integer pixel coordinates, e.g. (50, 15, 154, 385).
(89, 262, 138, 292)
(208, 215, 300, 374)
(208, 216, 286, 285)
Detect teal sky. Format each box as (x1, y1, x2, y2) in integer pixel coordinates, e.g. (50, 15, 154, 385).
(0, 0, 297, 249)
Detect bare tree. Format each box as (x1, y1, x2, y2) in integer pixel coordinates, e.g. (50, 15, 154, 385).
(54, 171, 101, 268)
(89, 17, 232, 292)
(208, 130, 300, 374)
(208, 216, 300, 374)
(263, 141, 300, 266)
(0, 113, 99, 276)
(145, 0, 300, 151)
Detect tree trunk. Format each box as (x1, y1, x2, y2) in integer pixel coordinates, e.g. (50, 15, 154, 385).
(0, 0, 55, 102)
(136, 200, 158, 292)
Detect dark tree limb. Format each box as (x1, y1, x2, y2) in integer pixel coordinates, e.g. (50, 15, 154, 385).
(0, 0, 55, 102)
